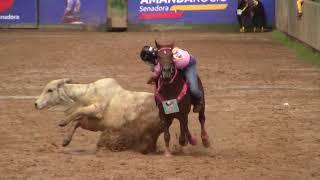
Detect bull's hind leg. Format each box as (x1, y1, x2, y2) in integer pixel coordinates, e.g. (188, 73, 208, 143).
(62, 120, 80, 147)
(199, 108, 210, 148)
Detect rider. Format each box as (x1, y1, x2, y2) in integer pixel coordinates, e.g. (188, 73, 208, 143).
(140, 46, 203, 113)
(237, 0, 250, 33)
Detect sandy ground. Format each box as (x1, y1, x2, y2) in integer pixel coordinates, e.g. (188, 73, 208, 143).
(0, 31, 319, 180)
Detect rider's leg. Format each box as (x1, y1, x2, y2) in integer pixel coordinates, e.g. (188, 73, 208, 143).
(184, 56, 203, 112)
(65, 0, 73, 12)
(63, 0, 74, 23)
(74, 0, 81, 22)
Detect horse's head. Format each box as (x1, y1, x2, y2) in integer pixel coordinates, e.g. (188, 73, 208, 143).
(155, 40, 176, 83)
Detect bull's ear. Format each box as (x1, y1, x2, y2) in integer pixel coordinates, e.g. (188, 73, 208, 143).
(170, 41, 175, 49)
(63, 78, 72, 84)
(57, 78, 72, 87)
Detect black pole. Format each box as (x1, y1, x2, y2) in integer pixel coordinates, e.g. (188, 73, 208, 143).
(36, 0, 40, 28)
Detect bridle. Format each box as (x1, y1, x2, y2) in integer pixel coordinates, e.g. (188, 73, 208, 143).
(157, 47, 178, 84)
(154, 47, 188, 103)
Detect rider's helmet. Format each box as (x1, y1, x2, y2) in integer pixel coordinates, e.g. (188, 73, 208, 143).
(140, 46, 158, 65)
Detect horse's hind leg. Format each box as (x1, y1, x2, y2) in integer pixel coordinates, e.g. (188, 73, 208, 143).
(199, 108, 210, 147)
(197, 76, 210, 147)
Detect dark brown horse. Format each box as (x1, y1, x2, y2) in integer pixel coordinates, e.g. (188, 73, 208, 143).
(154, 41, 210, 157)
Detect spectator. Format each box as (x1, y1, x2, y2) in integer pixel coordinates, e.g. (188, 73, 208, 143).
(237, 0, 250, 32)
(63, 0, 82, 24)
(297, 0, 304, 18)
(251, 0, 266, 32)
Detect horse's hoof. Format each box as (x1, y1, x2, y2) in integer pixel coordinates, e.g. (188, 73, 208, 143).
(202, 139, 210, 148)
(189, 137, 197, 146)
(164, 148, 172, 157)
(179, 142, 188, 146)
(62, 139, 70, 147)
(201, 136, 210, 148)
(179, 139, 188, 146)
(164, 152, 172, 157)
(58, 120, 67, 127)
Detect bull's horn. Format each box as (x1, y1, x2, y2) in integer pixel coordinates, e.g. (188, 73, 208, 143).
(155, 40, 160, 48)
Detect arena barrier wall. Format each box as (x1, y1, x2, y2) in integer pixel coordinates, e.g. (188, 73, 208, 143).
(0, 0, 38, 28)
(276, 0, 320, 51)
(1, 0, 277, 31)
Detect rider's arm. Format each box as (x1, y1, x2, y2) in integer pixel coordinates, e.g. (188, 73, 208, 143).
(151, 63, 161, 78)
(147, 63, 161, 84)
(173, 48, 191, 70)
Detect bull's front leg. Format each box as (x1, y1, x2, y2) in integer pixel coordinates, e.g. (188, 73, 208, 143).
(62, 120, 80, 147)
(59, 103, 103, 127)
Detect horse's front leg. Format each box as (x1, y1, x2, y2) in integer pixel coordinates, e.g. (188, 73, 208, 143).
(178, 118, 188, 146)
(199, 109, 210, 147)
(182, 115, 197, 146)
(161, 115, 173, 157)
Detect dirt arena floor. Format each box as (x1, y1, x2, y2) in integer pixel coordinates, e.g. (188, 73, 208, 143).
(0, 31, 319, 180)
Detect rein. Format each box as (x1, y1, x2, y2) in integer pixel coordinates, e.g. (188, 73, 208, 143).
(155, 72, 188, 103)
(169, 66, 178, 84)
(157, 47, 177, 84)
(158, 47, 172, 51)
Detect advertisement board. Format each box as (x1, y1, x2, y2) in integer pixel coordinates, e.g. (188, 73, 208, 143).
(0, 0, 38, 26)
(40, 0, 106, 26)
(128, 0, 237, 24)
(128, 0, 275, 26)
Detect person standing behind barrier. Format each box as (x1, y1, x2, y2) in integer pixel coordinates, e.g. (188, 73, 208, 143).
(63, 0, 82, 24)
(237, 0, 250, 33)
(251, 0, 266, 32)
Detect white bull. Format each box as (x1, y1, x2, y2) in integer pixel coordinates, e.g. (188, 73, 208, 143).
(35, 78, 162, 153)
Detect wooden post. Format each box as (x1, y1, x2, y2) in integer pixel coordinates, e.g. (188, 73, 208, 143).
(107, 0, 128, 31)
